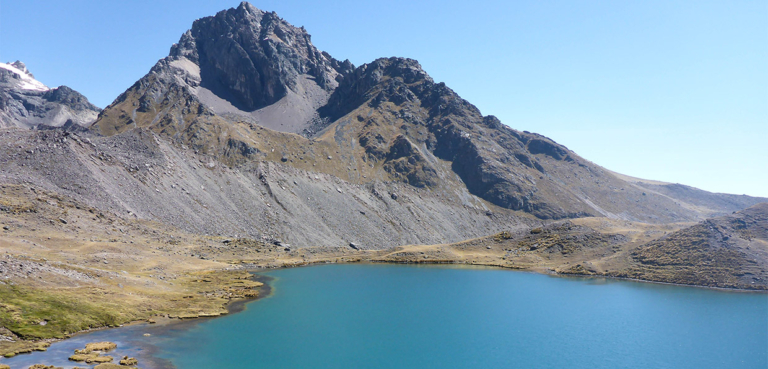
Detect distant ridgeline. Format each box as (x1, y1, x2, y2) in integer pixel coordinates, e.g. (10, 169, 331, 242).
(0, 61, 100, 129)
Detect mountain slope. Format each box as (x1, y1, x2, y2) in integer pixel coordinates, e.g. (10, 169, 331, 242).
(373, 204, 768, 290)
(0, 61, 100, 129)
(314, 57, 756, 221)
(0, 128, 531, 248)
(623, 202, 768, 288)
(610, 171, 764, 218)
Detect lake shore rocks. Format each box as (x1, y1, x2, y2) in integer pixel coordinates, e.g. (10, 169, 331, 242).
(68, 342, 117, 363)
(119, 356, 138, 365)
(81, 342, 117, 353)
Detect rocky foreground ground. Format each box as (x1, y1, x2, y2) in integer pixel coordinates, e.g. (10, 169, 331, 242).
(0, 340, 139, 369)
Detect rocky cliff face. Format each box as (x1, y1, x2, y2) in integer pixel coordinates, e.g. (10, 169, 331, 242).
(84, 2, 767, 232)
(177, 2, 347, 111)
(0, 61, 100, 129)
(315, 57, 766, 220)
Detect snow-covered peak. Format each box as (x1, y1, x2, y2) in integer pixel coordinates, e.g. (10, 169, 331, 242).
(0, 61, 49, 92)
(10, 61, 30, 75)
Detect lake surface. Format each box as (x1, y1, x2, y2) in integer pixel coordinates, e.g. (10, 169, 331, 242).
(3, 264, 767, 368)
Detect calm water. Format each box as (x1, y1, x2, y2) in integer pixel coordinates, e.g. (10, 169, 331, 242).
(3, 264, 767, 368)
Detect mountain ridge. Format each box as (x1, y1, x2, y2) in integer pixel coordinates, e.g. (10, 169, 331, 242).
(0, 61, 100, 130)
(92, 4, 766, 222)
(0, 3, 761, 252)
(0, 0, 764, 248)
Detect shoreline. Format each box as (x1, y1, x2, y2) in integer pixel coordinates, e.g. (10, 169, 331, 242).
(223, 274, 274, 315)
(250, 258, 768, 293)
(1, 258, 764, 366)
(0, 272, 275, 366)
(408, 261, 768, 293)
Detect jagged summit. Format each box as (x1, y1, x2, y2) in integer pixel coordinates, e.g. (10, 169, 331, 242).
(0, 61, 49, 92)
(97, 2, 352, 136)
(321, 57, 433, 121)
(0, 61, 100, 129)
(175, 2, 348, 110)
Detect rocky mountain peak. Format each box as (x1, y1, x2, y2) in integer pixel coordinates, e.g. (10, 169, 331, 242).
(92, 3, 768, 224)
(169, 1, 346, 111)
(357, 57, 432, 85)
(321, 57, 434, 121)
(0, 61, 49, 92)
(9, 60, 34, 78)
(0, 61, 99, 129)
(98, 1, 355, 136)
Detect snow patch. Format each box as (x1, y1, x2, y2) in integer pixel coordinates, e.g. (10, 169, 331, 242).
(0, 62, 49, 92)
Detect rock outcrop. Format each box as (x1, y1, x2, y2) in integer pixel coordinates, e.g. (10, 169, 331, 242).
(0, 61, 100, 129)
(315, 56, 766, 220)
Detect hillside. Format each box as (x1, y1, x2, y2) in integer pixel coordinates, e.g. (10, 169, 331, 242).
(0, 128, 531, 249)
(375, 203, 768, 290)
(622, 203, 768, 288)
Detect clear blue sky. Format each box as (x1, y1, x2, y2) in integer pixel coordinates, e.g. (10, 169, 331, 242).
(1, 0, 766, 197)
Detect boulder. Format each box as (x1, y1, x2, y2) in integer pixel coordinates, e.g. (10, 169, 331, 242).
(119, 356, 138, 366)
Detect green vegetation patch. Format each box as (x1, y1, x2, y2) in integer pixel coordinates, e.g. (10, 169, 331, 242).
(0, 284, 138, 340)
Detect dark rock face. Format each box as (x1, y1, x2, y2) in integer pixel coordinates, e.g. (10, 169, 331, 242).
(321, 57, 431, 120)
(42, 86, 99, 113)
(0, 61, 99, 129)
(383, 135, 438, 188)
(321, 57, 591, 218)
(173, 2, 347, 111)
(526, 137, 571, 161)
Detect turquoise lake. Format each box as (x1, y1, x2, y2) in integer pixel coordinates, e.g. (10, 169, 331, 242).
(161, 264, 767, 369)
(2, 264, 767, 368)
